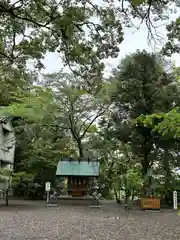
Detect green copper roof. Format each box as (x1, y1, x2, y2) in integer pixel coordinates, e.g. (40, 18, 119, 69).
(56, 160, 99, 176)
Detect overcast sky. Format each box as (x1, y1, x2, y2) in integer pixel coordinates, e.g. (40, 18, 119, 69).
(40, 6, 180, 76)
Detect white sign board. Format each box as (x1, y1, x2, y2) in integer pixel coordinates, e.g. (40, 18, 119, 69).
(45, 182, 51, 192)
(173, 191, 178, 210)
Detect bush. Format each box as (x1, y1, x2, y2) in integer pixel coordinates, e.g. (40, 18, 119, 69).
(12, 172, 44, 200)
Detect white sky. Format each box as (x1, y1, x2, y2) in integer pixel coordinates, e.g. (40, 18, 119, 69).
(41, 6, 180, 76)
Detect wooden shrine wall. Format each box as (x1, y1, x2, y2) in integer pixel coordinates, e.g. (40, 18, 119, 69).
(67, 177, 89, 197)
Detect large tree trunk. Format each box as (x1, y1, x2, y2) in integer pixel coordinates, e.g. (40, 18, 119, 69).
(163, 149, 172, 204)
(5, 189, 9, 206)
(124, 189, 130, 208)
(77, 140, 84, 158)
(113, 184, 120, 203)
(142, 147, 149, 176)
(131, 189, 135, 201)
(141, 145, 150, 196)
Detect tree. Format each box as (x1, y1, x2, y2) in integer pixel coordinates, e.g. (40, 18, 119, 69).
(0, 64, 36, 106)
(92, 113, 140, 202)
(0, 86, 74, 190)
(163, 17, 180, 56)
(109, 50, 179, 187)
(117, 0, 179, 44)
(135, 66, 180, 138)
(0, 0, 123, 79)
(1, 72, 111, 158)
(42, 72, 112, 158)
(1, 0, 177, 78)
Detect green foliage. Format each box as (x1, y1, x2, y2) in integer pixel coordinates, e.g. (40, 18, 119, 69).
(0, 168, 12, 181)
(1, 72, 112, 192)
(0, 0, 123, 78)
(41, 72, 111, 157)
(0, 86, 54, 121)
(0, 0, 176, 77)
(2, 50, 179, 201)
(12, 172, 34, 188)
(163, 17, 180, 56)
(136, 66, 180, 138)
(125, 169, 143, 192)
(12, 172, 44, 199)
(108, 50, 180, 190)
(0, 84, 73, 184)
(155, 110, 180, 137)
(136, 109, 180, 138)
(0, 0, 180, 202)
(132, 0, 144, 6)
(113, 50, 177, 117)
(0, 64, 35, 106)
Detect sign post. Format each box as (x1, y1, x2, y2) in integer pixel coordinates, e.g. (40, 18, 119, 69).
(45, 181, 51, 204)
(173, 191, 178, 210)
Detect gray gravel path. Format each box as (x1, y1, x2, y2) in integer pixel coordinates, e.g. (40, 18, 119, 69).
(0, 200, 179, 240)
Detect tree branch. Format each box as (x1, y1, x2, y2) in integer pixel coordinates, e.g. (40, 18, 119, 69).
(79, 108, 107, 140)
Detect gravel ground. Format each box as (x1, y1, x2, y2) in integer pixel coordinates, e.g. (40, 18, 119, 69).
(0, 200, 180, 240)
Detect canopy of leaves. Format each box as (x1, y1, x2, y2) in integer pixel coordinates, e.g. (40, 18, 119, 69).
(136, 66, 180, 138)
(106, 50, 180, 177)
(0, 0, 124, 79)
(163, 16, 180, 56)
(0, 0, 178, 78)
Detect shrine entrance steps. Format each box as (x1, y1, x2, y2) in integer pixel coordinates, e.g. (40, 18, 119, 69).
(56, 195, 94, 206)
(58, 195, 92, 200)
